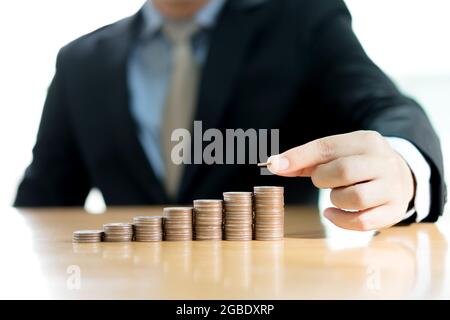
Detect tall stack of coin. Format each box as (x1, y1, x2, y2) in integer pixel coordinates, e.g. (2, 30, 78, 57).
(163, 207, 193, 241)
(253, 186, 284, 241)
(193, 200, 223, 240)
(133, 216, 163, 242)
(72, 230, 103, 243)
(223, 192, 253, 241)
(103, 223, 133, 242)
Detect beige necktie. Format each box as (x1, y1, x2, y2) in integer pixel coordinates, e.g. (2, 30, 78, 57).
(162, 21, 199, 198)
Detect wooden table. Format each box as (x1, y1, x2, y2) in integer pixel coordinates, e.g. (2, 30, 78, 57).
(0, 206, 448, 299)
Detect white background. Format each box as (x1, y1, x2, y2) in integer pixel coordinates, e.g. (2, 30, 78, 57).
(0, 0, 449, 211)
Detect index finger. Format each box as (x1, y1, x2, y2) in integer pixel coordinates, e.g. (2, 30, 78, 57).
(267, 131, 381, 177)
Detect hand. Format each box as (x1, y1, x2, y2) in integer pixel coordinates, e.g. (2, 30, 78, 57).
(267, 131, 415, 231)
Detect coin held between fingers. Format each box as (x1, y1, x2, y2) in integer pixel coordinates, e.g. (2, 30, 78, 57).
(257, 162, 270, 167)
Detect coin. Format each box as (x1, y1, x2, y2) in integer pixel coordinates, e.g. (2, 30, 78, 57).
(72, 230, 103, 243)
(193, 200, 223, 241)
(132, 216, 163, 242)
(163, 207, 193, 241)
(253, 186, 284, 241)
(223, 192, 253, 241)
(103, 223, 133, 242)
(71, 186, 286, 243)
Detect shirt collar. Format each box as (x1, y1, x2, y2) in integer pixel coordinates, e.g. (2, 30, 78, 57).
(141, 0, 227, 38)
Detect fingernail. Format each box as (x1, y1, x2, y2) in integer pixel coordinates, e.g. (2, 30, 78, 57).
(323, 210, 331, 219)
(268, 155, 290, 173)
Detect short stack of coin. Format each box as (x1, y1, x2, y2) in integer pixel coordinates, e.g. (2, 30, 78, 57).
(103, 223, 133, 242)
(193, 200, 223, 240)
(72, 230, 103, 243)
(163, 207, 193, 241)
(223, 192, 253, 241)
(253, 186, 284, 241)
(133, 216, 163, 242)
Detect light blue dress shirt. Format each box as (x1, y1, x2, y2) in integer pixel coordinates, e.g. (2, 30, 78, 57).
(127, 0, 226, 182)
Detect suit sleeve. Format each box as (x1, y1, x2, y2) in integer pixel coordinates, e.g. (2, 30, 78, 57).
(14, 49, 91, 207)
(306, 1, 446, 221)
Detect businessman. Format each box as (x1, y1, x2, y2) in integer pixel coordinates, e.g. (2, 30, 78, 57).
(15, 0, 446, 231)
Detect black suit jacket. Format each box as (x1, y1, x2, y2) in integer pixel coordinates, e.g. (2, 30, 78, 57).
(14, 0, 446, 221)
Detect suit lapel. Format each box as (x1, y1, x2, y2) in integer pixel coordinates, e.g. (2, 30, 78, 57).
(178, 0, 272, 200)
(100, 11, 168, 203)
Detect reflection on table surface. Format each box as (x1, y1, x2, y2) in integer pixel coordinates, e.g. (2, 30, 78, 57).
(0, 206, 448, 299)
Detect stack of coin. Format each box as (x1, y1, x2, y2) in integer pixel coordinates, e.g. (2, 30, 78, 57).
(223, 192, 253, 241)
(193, 200, 223, 240)
(103, 223, 133, 242)
(133, 216, 163, 242)
(163, 207, 193, 241)
(72, 230, 103, 243)
(253, 186, 284, 241)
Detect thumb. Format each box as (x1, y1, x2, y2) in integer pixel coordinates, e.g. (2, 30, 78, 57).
(266, 153, 314, 177)
(266, 133, 356, 177)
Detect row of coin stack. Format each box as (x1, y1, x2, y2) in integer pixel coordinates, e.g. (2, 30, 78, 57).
(72, 186, 284, 242)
